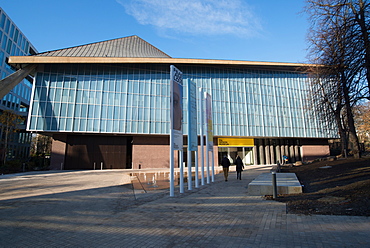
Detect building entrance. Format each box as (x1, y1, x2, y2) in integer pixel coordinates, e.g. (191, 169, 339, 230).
(218, 147, 254, 165)
(218, 138, 255, 165)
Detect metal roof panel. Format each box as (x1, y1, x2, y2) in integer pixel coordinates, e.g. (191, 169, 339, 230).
(35, 35, 171, 58)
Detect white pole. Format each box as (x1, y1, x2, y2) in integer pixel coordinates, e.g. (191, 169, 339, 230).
(195, 150, 199, 188)
(205, 92, 210, 184)
(100, 162, 103, 170)
(170, 147, 175, 197)
(180, 151, 184, 193)
(170, 67, 175, 197)
(199, 88, 205, 186)
(211, 150, 215, 182)
(187, 79, 193, 191)
(187, 150, 192, 191)
(206, 146, 210, 184)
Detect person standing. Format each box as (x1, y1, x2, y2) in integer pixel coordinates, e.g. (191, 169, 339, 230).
(235, 155, 244, 180)
(221, 155, 231, 181)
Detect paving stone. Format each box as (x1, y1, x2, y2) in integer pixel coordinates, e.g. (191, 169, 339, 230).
(0, 166, 369, 247)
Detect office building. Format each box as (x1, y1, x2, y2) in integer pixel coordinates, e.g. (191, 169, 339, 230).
(0, 7, 37, 161)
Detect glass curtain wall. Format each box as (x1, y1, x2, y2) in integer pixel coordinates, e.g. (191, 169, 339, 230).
(0, 8, 36, 113)
(28, 64, 335, 138)
(0, 7, 37, 160)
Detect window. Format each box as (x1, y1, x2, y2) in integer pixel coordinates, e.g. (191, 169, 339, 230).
(9, 24, 14, 39)
(6, 38, 12, 53)
(0, 13, 6, 29)
(4, 18, 10, 34)
(13, 28, 19, 42)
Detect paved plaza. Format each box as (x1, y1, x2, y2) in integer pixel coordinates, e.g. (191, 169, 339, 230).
(0, 165, 369, 247)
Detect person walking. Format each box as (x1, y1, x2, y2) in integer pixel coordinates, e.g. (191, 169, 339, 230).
(221, 155, 231, 181)
(235, 155, 244, 180)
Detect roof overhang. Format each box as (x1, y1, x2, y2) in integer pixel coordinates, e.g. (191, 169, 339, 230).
(8, 56, 312, 71)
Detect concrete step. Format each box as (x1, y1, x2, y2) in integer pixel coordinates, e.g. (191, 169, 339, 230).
(247, 172, 302, 195)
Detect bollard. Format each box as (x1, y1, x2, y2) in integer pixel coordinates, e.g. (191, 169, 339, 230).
(272, 171, 278, 199)
(101, 162, 103, 170)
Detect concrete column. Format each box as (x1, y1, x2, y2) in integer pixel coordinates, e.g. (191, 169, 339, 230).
(265, 142, 271, 165)
(259, 144, 265, 165)
(275, 145, 281, 164)
(270, 145, 275, 164)
(284, 145, 289, 159)
(300, 146, 304, 162)
(290, 145, 295, 163)
(0, 64, 37, 99)
(280, 145, 285, 162)
(294, 145, 300, 161)
(253, 146, 258, 165)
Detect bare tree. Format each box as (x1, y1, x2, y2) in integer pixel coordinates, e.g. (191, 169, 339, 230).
(353, 101, 370, 149)
(0, 110, 24, 165)
(348, 0, 370, 95)
(305, 0, 365, 158)
(30, 134, 52, 156)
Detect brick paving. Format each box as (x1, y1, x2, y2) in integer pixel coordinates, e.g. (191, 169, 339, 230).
(0, 166, 369, 247)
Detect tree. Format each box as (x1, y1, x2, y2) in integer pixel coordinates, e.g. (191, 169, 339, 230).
(0, 110, 24, 165)
(353, 101, 370, 149)
(348, 0, 370, 95)
(307, 65, 348, 156)
(305, 0, 367, 158)
(30, 134, 52, 156)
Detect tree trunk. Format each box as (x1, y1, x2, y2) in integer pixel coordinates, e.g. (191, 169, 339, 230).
(334, 112, 348, 157)
(343, 84, 361, 158)
(3, 125, 8, 166)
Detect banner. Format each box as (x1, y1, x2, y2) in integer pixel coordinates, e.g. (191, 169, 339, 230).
(188, 80, 197, 151)
(205, 93, 213, 151)
(170, 65, 183, 150)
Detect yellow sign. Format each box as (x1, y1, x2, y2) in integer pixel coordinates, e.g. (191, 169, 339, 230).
(218, 138, 254, 147)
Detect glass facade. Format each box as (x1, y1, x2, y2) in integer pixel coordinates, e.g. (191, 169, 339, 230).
(0, 7, 37, 159)
(28, 63, 335, 139)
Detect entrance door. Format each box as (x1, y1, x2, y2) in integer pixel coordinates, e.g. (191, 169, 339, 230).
(218, 147, 254, 165)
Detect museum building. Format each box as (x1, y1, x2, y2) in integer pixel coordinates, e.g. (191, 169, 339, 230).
(8, 35, 335, 170)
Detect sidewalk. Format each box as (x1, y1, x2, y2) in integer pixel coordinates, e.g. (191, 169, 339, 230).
(0, 165, 369, 247)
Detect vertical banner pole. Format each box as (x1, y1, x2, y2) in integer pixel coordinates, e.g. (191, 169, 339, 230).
(170, 148, 174, 197)
(170, 65, 183, 197)
(212, 150, 215, 182)
(205, 92, 214, 184)
(187, 79, 197, 191)
(180, 151, 184, 193)
(206, 150, 210, 184)
(187, 151, 192, 191)
(170, 89, 175, 197)
(205, 92, 210, 184)
(195, 150, 199, 188)
(199, 88, 205, 186)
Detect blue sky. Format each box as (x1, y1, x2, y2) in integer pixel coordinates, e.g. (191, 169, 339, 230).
(2, 0, 309, 63)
